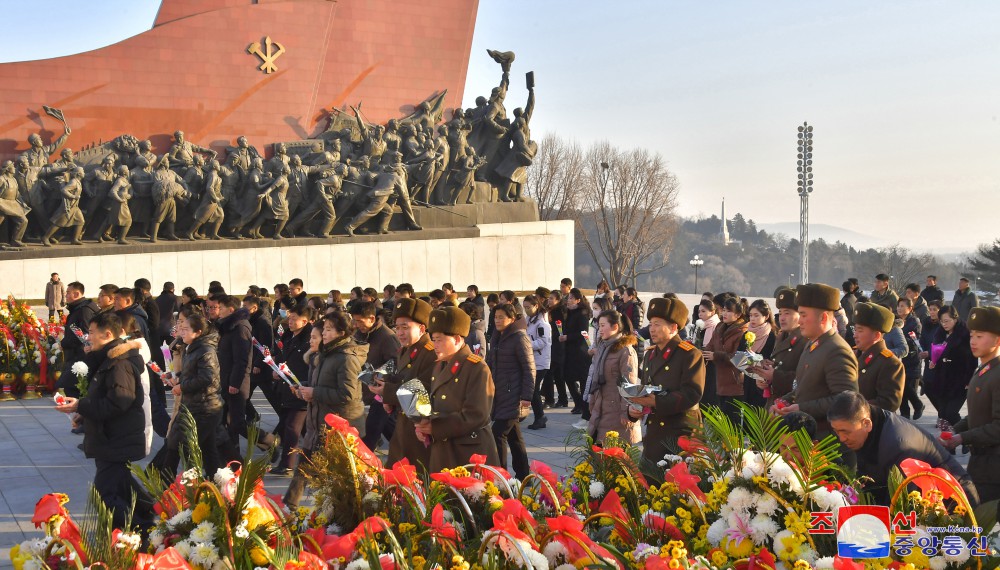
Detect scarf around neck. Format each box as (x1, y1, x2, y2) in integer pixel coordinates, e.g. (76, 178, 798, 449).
(590, 333, 622, 394)
(747, 321, 771, 353)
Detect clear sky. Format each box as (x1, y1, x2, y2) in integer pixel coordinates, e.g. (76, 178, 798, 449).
(3, 1, 999, 252)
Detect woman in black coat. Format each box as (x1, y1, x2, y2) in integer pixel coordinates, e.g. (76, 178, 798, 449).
(486, 303, 535, 480)
(160, 309, 224, 479)
(925, 305, 976, 430)
(558, 288, 592, 417)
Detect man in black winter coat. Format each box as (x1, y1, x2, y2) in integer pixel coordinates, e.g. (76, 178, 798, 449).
(55, 312, 148, 528)
(59, 282, 99, 397)
(828, 391, 978, 506)
(242, 296, 280, 426)
(133, 278, 160, 346)
(155, 282, 181, 344)
(352, 301, 401, 450)
(280, 278, 308, 310)
(215, 295, 255, 445)
(113, 288, 150, 344)
(920, 275, 945, 305)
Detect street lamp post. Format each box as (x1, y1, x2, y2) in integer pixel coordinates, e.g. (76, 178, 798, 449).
(788, 274, 794, 288)
(797, 122, 814, 284)
(689, 255, 704, 295)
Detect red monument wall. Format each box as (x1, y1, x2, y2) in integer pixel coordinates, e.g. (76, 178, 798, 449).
(0, 0, 479, 161)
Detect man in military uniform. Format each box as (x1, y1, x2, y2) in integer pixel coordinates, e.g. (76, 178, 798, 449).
(773, 283, 859, 438)
(946, 306, 1000, 502)
(626, 297, 705, 465)
(414, 306, 499, 472)
(869, 274, 899, 312)
(102, 165, 133, 245)
(373, 298, 437, 469)
(852, 302, 904, 412)
(751, 288, 806, 408)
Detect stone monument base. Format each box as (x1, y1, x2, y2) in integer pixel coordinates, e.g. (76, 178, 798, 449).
(0, 220, 574, 298)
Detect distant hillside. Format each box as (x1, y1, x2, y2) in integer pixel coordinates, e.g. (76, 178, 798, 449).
(758, 222, 886, 249)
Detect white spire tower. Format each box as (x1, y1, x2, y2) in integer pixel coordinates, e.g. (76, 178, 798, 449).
(719, 197, 730, 245)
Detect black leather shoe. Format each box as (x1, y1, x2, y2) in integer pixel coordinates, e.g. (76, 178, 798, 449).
(570, 406, 582, 415)
(913, 402, 925, 420)
(527, 417, 547, 430)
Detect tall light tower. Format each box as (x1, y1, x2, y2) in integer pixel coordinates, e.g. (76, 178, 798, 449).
(797, 122, 814, 284)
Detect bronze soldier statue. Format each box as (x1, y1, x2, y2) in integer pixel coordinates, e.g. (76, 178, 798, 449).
(0, 161, 29, 248)
(149, 157, 189, 242)
(41, 168, 85, 247)
(185, 159, 225, 241)
(104, 165, 133, 245)
(167, 130, 216, 169)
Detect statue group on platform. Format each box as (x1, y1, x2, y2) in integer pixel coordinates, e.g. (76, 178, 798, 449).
(0, 50, 536, 249)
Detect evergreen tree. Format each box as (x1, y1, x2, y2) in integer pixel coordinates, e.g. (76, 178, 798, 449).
(969, 240, 1000, 293)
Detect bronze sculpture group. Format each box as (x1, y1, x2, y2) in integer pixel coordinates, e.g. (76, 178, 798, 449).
(0, 50, 536, 249)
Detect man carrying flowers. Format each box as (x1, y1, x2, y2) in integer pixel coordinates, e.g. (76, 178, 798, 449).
(54, 311, 148, 528)
(628, 296, 705, 465)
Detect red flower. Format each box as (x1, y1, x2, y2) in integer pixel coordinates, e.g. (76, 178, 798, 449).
(355, 515, 391, 537)
(469, 454, 487, 465)
(422, 503, 458, 545)
(321, 533, 361, 562)
(530, 460, 560, 502)
(382, 459, 419, 488)
(546, 515, 617, 567)
(141, 547, 192, 570)
(451, 361, 461, 374)
(644, 556, 671, 570)
(676, 435, 707, 455)
(664, 461, 706, 501)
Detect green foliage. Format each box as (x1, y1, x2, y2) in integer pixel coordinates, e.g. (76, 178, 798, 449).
(79, 485, 138, 568)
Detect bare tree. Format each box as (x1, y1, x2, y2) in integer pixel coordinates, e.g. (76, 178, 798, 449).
(858, 244, 934, 293)
(523, 133, 584, 221)
(577, 141, 680, 287)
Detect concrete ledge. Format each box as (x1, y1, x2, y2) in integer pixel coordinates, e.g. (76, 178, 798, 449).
(1, 221, 574, 298)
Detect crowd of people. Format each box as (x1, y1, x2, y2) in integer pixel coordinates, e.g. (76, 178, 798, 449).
(48, 271, 1000, 529)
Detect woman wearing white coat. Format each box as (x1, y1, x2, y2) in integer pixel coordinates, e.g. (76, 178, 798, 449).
(523, 295, 551, 430)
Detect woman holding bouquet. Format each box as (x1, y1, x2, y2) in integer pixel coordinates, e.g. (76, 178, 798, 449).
(694, 299, 721, 406)
(586, 310, 640, 445)
(744, 299, 777, 407)
(705, 296, 749, 423)
(925, 305, 975, 431)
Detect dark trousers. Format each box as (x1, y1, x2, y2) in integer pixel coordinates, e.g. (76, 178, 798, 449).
(491, 418, 529, 480)
(226, 391, 248, 444)
(549, 362, 568, 405)
(968, 455, 1000, 504)
(278, 408, 308, 470)
(701, 362, 719, 406)
(898, 374, 923, 418)
(531, 369, 547, 421)
(156, 410, 223, 479)
(246, 374, 281, 427)
(743, 376, 766, 408)
(928, 391, 965, 426)
(362, 404, 397, 450)
(149, 379, 169, 438)
(94, 459, 139, 529)
(284, 448, 313, 508)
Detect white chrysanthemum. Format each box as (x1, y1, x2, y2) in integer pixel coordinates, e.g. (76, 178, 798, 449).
(755, 493, 779, 516)
(180, 468, 201, 484)
(190, 521, 216, 543)
(327, 522, 344, 535)
(543, 541, 569, 565)
(363, 491, 381, 503)
(149, 530, 165, 549)
(521, 540, 549, 570)
(70, 361, 88, 376)
(115, 532, 142, 550)
(589, 481, 605, 499)
(727, 486, 753, 513)
(234, 522, 249, 539)
(167, 509, 192, 529)
(662, 453, 683, 464)
(173, 540, 193, 559)
(345, 559, 370, 570)
(750, 514, 778, 545)
(813, 557, 835, 569)
(773, 529, 795, 552)
(928, 557, 947, 570)
(213, 466, 236, 488)
(769, 461, 801, 494)
(190, 542, 220, 566)
(706, 518, 728, 546)
(798, 544, 818, 564)
(943, 543, 971, 565)
(507, 478, 520, 494)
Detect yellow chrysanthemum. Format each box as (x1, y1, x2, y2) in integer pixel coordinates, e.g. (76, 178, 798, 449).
(191, 502, 212, 524)
(724, 536, 754, 558)
(244, 505, 273, 530)
(249, 547, 269, 566)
